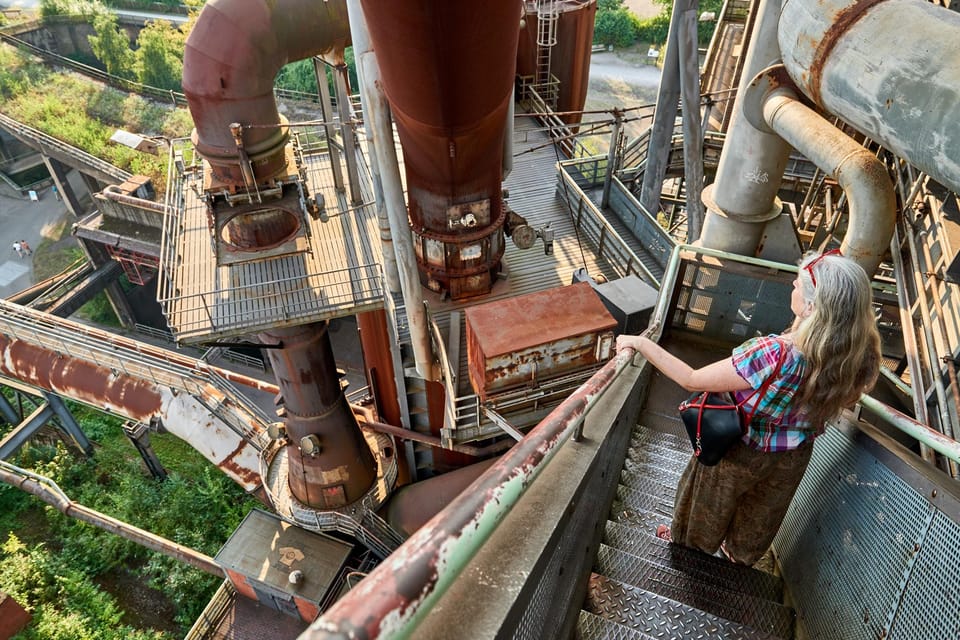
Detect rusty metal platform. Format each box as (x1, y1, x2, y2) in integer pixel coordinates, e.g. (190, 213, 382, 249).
(159, 131, 384, 345)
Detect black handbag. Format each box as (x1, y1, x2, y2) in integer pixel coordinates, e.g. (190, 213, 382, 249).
(678, 342, 787, 466)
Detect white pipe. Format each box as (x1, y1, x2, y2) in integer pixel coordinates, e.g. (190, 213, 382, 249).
(346, 0, 437, 381)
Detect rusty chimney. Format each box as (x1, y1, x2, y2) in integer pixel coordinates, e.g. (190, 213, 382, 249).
(359, 0, 523, 299)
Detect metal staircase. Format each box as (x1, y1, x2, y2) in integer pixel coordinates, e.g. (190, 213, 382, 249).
(576, 424, 796, 639)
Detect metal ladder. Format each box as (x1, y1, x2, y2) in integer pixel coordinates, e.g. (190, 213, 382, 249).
(536, 0, 559, 109)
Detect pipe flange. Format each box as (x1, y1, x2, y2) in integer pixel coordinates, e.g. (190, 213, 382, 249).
(741, 64, 797, 135)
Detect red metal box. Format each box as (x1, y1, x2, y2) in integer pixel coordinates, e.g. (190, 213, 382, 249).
(465, 282, 617, 401)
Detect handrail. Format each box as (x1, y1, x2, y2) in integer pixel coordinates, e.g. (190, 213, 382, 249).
(859, 395, 960, 464)
(307, 345, 639, 638)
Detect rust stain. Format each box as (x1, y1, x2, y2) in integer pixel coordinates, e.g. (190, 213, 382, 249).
(218, 439, 262, 488)
(808, 0, 890, 107)
(0, 336, 162, 421)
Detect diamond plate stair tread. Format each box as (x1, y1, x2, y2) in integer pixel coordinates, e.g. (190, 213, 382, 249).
(622, 454, 683, 487)
(616, 483, 675, 516)
(619, 466, 679, 497)
(611, 500, 666, 533)
(586, 573, 784, 640)
(633, 421, 690, 446)
(575, 610, 658, 640)
(596, 545, 794, 638)
(626, 445, 690, 477)
(604, 520, 783, 601)
(630, 426, 689, 449)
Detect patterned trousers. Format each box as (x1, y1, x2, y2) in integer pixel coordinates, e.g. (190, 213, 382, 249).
(670, 439, 813, 565)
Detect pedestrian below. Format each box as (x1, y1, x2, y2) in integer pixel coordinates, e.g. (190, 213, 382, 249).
(615, 250, 880, 565)
(20, 240, 31, 256)
(12, 241, 22, 258)
(52, 185, 61, 201)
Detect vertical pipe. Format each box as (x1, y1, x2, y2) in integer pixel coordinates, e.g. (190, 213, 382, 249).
(699, 0, 790, 254)
(600, 110, 622, 209)
(260, 323, 377, 509)
(347, 0, 437, 381)
(677, 3, 704, 241)
(333, 64, 363, 205)
(314, 58, 345, 194)
(638, 2, 682, 217)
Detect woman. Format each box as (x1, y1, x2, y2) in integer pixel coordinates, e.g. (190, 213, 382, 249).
(615, 250, 881, 565)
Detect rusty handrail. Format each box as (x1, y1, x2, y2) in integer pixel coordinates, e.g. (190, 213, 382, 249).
(305, 346, 638, 639)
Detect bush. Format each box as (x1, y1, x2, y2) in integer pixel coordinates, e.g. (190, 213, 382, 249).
(594, 7, 640, 48)
(636, 13, 671, 46)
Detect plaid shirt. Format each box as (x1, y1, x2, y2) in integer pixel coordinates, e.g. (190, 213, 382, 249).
(732, 335, 814, 452)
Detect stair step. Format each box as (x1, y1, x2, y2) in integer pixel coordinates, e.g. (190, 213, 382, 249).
(603, 520, 784, 601)
(615, 483, 674, 517)
(610, 500, 665, 533)
(618, 466, 678, 498)
(625, 443, 689, 476)
(630, 423, 690, 449)
(575, 610, 656, 640)
(627, 432, 689, 461)
(585, 573, 784, 640)
(596, 544, 794, 638)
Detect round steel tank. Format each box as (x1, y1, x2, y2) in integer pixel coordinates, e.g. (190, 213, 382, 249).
(360, 0, 523, 299)
(516, 0, 597, 126)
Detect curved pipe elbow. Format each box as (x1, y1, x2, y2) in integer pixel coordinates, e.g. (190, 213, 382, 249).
(183, 0, 351, 159)
(762, 91, 895, 276)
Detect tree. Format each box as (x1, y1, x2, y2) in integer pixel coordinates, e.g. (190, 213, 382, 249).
(594, 7, 640, 48)
(135, 20, 185, 91)
(88, 12, 135, 79)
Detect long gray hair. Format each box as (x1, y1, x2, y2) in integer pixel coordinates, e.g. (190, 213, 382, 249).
(792, 252, 881, 427)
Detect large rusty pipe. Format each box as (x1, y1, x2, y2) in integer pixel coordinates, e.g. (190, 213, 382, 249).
(0, 461, 223, 576)
(307, 347, 636, 638)
(779, 0, 960, 194)
(0, 334, 263, 492)
(359, 0, 522, 298)
(183, 0, 350, 186)
(261, 323, 377, 509)
(760, 89, 895, 275)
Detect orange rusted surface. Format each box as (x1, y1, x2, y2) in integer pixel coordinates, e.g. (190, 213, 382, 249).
(0, 335, 162, 420)
(464, 282, 616, 400)
(517, 1, 597, 125)
(807, 0, 887, 107)
(360, 0, 522, 297)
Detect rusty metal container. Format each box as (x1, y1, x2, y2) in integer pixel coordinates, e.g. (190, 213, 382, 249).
(215, 509, 353, 622)
(465, 282, 616, 401)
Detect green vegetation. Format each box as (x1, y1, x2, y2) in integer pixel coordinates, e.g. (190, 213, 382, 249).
(594, 0, 723, 49)
(0, 398, 258, 638)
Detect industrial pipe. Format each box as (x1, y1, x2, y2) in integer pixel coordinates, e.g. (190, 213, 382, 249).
(699, 0, 791, 254)
(779, 0, 960, 195)
(358, 0, 522, 299)
(100, 185, 166, 213)
(182, 0, 350, 186)
(0, 461, 223, 576)
(346, 0, 436, 381)
(758, 87, 896, 275)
